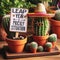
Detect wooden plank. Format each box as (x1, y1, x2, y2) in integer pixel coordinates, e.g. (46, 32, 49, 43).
(4, 46, 60, 59)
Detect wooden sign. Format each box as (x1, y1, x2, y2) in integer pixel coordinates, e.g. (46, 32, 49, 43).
(10, 8, 28, 32)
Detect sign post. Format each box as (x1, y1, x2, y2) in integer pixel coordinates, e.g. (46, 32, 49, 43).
(10, 8, 28, 38)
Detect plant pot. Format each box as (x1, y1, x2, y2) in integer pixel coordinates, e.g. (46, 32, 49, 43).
(30, 47, 37, 53)
(0, 25, 7, 41)
(52, 41, 56, 48)
(33, 35, 49, 46)
(6, 37, 27, 53)
(50, 19, 60, 38)
(45, 47, 52, 52)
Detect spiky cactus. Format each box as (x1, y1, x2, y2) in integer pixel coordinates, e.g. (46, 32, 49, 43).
(30, 42, 38, 49)
(37, 46, 44, 52)
(34, 17, 50, 36)
(47, 34, 57, 42)
(2, 15, 15, 39)
(54, 10, 60, 21)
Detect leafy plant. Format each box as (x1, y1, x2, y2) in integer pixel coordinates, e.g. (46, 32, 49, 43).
(0, 0, 36, 16)
(26, 0, 52, 5)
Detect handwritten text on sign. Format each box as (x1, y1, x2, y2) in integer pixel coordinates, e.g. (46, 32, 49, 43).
(10, 8, 28, 32)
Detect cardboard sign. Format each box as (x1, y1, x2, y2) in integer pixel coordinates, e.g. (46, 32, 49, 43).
(10, 8, 28, 32)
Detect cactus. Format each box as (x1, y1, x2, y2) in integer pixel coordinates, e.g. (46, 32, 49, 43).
(45, 42, 52, 48)
(34, 17, 50, 36)
(54, 10, 60, 21)
(47, 34, 57, 42)
(2, 15, 15, 39)
(37, 46, 44, 52)
(30, 42, 38, 49)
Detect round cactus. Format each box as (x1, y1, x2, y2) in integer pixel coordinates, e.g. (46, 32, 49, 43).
(47, 34, 57, 42)
(45, 42, 52, 48)
(25, 43, 31, 51)
(37, 46, 44, 52)
(54, 10, 60, 21)
(30, 42, 38, 49)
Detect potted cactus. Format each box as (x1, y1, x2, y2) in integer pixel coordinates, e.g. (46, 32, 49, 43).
(30, 42, 38, 53)
(45, 42, 52, 52)
(50, 10, 60, 38)
(2, 14, 28, 53)
(47, 34, 57, 48)
(32, 3, 50, 46)
(37, 46, 44, 52)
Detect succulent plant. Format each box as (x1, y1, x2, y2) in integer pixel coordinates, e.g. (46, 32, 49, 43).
(37, 46, 44, 52)
(47, 34, 57, 42)
(30, 42, 38, 49)
(54, 10, 60, 21)
(34, 17, 50, 36)
(45, 42, 52, 48)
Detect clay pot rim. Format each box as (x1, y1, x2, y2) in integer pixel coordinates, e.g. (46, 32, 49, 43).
(50, 18, 60, 26)
(33, 34, 49, 38)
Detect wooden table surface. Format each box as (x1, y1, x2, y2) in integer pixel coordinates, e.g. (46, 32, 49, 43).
(0, 39, 60, 60)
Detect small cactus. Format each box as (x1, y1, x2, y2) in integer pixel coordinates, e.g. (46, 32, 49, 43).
(47, 34, 57, 42)
(45, 42, 52, 52)
(45, 42, 52, 48)
(25, 43, 30, 52)
(54, 10, 60, 21)
(37, 46, 44, 52)
(30, 42, 38, 49)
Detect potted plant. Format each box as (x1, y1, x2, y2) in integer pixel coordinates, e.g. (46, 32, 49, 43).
(30, 3, 50, 46)
(30, 42, 38, 53)
(45, 42, 52, 52)
(50, 10, 60, 38)
(2, 15, 28, 53)
(47, 34, 57, 48)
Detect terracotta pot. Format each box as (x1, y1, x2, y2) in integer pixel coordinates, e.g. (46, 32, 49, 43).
(33, 35, 49, 46)
(52, 41, 56, 49)
(30, 47, 37, 53)
(0, 25, 7, 40)
(6, 37, 27, 53)
(45, 47, 52, 52)
(50, 19, 60, 38)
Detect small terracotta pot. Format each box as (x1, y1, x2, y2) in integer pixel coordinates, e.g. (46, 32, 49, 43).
(6, 37, 27, 53)
(33, 35, 49, 46)
(50, 19, 60, 38)
(52, 41, 56, 49)
(30, 47, 37, 53)
(45, 47, 52, 52)
(0, 25, 7, 40)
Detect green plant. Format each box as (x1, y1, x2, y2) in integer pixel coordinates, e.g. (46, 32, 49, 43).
(47, 34, 57, 42)
(0, 0, 36, 16)
(30, 42, 38, 49)
(34, 17, 50, 36)
(45, 42, 52, 48)
(26, 0, 52, 5)
(37, 46, 44, 52)
(54, 10, 60, 20)
(2, 15, 15, 39)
